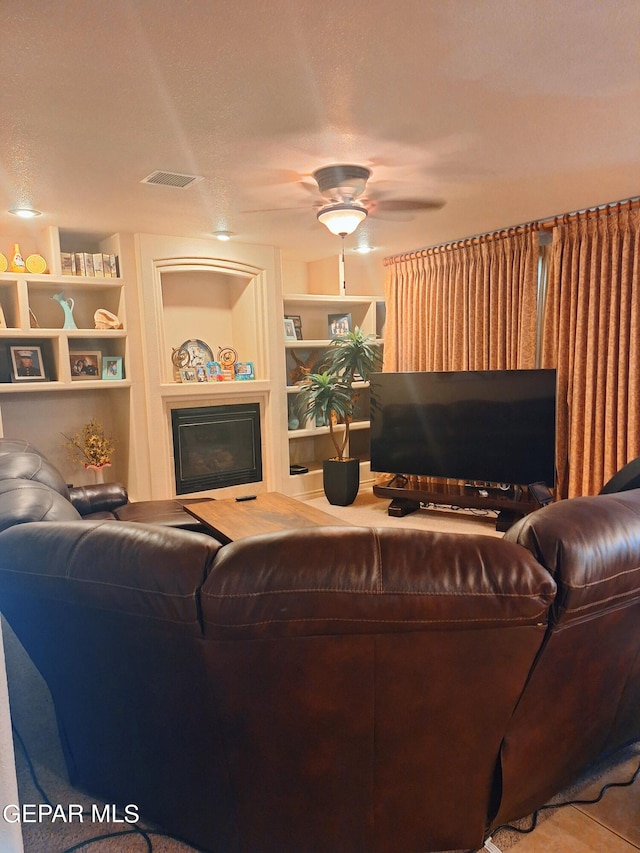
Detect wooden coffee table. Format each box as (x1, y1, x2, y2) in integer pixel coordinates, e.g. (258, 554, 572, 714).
(184, 491, 350, 543)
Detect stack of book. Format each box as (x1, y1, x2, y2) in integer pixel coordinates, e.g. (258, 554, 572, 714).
(60, 252, 119, 278)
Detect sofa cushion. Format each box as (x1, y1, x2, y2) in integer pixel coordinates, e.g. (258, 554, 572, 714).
(0, 438, 46, 458)
(0, 452, 70, 499)
(505, 489, 640, 625)
(201, 525, 556, 638)
(0, 479, 80, 531)
(0, 520, 223, 632)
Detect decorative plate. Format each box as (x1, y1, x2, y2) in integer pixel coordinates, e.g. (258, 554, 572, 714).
(178, 339, 214, 368)
(25, 253, 47, 274)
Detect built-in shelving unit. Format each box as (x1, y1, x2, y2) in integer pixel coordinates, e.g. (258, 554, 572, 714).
(0, 225, 134, 488)
(0, 229, 384, 502)
(283, 292, 384, 498)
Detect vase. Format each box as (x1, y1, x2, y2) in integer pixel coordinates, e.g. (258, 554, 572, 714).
(322, 457, 360, 506)
(84, 462, 111, 484)
(52, 291, 78, 330)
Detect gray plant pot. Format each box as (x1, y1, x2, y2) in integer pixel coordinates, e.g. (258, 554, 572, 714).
(322, 457, 360, 506)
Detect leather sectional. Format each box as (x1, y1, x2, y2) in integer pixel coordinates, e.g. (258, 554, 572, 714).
(0, 445, 639, 852)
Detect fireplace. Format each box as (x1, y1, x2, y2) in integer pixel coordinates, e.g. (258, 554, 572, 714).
(171, 404, 262, 495)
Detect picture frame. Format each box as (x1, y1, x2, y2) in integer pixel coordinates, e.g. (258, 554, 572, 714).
(328, 312, 352, 339)
(179, 367, 197, 383)
(9, 345, 47, 382)
(234, 361, 255, 380)
(284, 317, 298, 342)
(206, 361, 223, 381)
(284, 314, 303, 340)
(70, 350, 101, 380)
(102, 355, 123, 380)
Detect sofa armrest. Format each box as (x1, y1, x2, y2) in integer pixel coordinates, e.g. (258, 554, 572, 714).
(68, 483, 128, 516)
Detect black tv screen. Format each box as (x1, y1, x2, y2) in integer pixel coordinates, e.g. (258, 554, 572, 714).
(370, 369, 556, 487)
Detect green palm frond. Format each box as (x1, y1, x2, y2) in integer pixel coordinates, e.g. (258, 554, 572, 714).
(294, 328, 382, 461)
(320, 326, 382, 383)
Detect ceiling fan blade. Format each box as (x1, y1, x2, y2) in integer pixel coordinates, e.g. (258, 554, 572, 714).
(372, 198, 445, 213)
(241, 205, 308, 213)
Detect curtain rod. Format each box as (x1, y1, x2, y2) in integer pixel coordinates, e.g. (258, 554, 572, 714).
(384, 194, 640, 266)
(538, 196, 640, 230)
(383, 223, 539, 266)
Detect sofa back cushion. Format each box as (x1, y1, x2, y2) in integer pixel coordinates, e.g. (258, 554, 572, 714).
(0, 451, 70, 500)
(0, 438, 46, 458)
(201, 525, 556, 638)
(505, 489, 640, 626)
(0, 479, 80, 531)
(0, 520, 222, 632)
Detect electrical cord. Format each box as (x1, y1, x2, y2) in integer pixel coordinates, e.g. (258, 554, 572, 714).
(12, 722, 204, 853)
(487, 754, 640, 841)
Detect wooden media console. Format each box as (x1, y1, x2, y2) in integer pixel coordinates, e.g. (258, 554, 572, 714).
(373, 476, 547, 532)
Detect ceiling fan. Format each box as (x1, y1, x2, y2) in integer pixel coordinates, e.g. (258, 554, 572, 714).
(311, 164, 444, 237)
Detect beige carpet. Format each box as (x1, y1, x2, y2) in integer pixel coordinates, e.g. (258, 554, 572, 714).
(304, 488, 505, 537)
(5, 490, 638, 852)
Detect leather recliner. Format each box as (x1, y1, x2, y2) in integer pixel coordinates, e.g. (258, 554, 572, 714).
(0, 439, 208, 531)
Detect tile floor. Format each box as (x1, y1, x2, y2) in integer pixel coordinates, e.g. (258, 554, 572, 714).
(487, 752, 640, 852)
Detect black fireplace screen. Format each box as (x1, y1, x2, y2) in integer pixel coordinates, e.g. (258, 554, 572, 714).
(171, 404, 262, 494)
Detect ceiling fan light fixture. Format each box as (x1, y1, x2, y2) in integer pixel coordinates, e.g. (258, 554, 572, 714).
(317, 202, 367, 237)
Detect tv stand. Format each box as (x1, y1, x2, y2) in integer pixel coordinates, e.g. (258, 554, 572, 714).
(374, 477, 542, 532)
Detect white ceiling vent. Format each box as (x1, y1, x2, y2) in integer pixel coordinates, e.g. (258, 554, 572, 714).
(141, 170, 203, 189)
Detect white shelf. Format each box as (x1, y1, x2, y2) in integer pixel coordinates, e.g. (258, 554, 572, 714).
(159, 380, 271, 397)
(281, 290, 382, 498)
(288, 420, 370, 438)
(0, 229, 128, 390)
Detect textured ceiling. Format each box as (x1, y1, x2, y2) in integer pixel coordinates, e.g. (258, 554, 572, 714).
(1, 0, 639, 262)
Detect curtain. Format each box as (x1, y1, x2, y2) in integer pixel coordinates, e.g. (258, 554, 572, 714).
(541, 206, 640, 499)
(384, 227, 539, 372)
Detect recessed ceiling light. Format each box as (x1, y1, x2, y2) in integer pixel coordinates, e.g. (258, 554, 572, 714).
(353, 245, 375, 254)
(9, 207, 42, 219)
(214, 231, 233, 241)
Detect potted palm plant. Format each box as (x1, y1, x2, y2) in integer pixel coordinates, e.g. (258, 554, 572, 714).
(296, 326, 382, 505)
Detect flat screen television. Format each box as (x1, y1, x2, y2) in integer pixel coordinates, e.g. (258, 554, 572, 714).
(369, 369, 556, 487)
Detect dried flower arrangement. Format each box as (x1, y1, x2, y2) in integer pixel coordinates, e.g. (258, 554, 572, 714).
(62, 418, 115, 468)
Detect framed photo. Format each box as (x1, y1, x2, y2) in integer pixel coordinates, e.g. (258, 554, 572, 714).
(284, 318, 298, 342)
(70, 350, 101, 380)
(9, 345, 47, 382)
(328, 313, 352, 339)
(179, 367, 197, 382)
(195, 365, 208, 382)
(234, 361, 255, 380)
(206, 361, 223, 381)
(102, 355, 123, 380)
(284, 314, 303, 340)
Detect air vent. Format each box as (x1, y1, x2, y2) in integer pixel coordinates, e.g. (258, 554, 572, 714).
(141, 170, 203, 189)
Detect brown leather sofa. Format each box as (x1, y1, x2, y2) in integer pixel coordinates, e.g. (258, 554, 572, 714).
(0, 478, 639, 853)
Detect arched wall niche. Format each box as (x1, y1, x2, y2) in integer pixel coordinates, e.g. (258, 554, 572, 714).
(132, 235, 283, 501)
